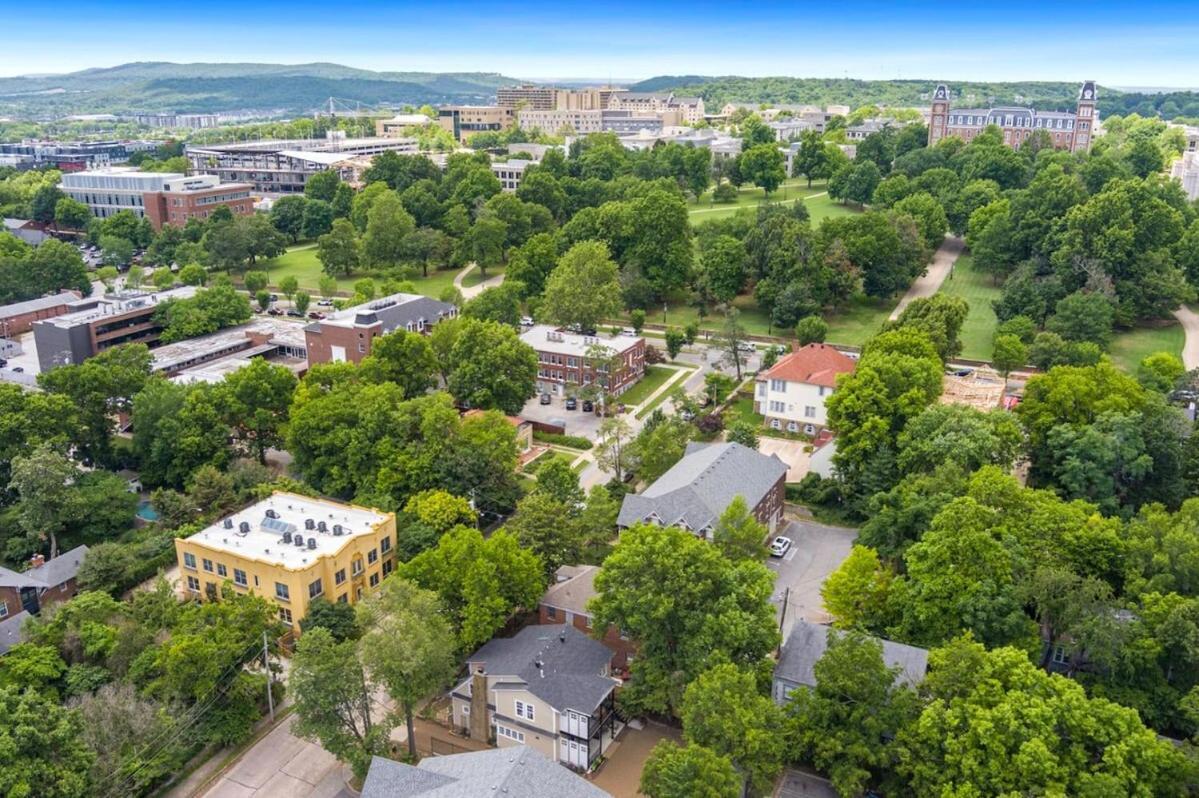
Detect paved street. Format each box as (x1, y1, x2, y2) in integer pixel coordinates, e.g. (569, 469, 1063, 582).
(199, 714, 349, 798)
(775, 768, 840, 798)
(766, 519, 857, 640)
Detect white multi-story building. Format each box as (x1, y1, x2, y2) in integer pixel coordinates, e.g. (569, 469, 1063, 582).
(60, 167, 184, 219)
(754, 343, 857, 434)
(1170, 126, 1199, 201)
(490, 159, 537, 192)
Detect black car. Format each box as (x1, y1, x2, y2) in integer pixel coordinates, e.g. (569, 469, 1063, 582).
(539, 393, 552, 405)
(582, 400, 594, 412)
(565, 397, 578, 410)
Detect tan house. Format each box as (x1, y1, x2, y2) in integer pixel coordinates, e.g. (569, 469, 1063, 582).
(539, 565, 637, 670)
(451, 624, 624, 772)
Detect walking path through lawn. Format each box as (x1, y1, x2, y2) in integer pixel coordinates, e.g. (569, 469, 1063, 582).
(1175, 305, 1199, 370)
(453, 262, 505, 300)
(889, 236, 966, 321)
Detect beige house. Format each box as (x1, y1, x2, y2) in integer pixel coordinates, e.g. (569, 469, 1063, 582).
(451, 624, 623, 772)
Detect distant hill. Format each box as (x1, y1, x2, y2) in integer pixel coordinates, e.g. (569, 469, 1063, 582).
(628, 75, 1199, 120)
(0, 62, 521, 119)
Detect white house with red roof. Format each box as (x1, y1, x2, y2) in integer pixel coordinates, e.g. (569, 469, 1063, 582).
(754, 344, 857, 434)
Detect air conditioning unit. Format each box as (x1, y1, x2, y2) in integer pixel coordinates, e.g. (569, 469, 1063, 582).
(282, 531, 292, 544)
(238, 521, 250, 535)
(317, 520, 328, 533)
(223, 518, 233, 529)
(307, 538, 317, 550)
(265, 508, 279, 519)
(304, 518, 315, 530)
(332, 524, 343, 536)
(294, 535, 305, 547)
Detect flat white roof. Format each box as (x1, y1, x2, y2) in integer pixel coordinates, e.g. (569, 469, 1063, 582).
(185, 492, 390, 568)
(520, 324, 642, 357)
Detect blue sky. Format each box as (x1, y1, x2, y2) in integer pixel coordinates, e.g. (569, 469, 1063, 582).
(4, 0, 1198, 86)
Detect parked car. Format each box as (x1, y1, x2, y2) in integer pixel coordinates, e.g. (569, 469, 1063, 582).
(770, 536, 792, 558)
(582, 400, 594, 412)
(267, 308, 282, 316)
(269, 293, 279, 302)
(10, 366, 23, 373)
(620, 328, 638, 336)
(520, 316, 535, 327)
(737, 341, 757, 353)
(307, 311, 325, 320)
(286, 310, 303, 318)
(540, 393, 552, 405)
(317, 299, 334, 307)
(565, 397, 578, 410)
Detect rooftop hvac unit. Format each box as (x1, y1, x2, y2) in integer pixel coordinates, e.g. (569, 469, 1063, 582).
(238, 521, 250, 535)
(332, 524, 343, 536)
(294, 535, 305, 547)
(307, 538, 317, 550)
(304, 518, 315, 530)
(223, 518, 233, 529)
(265, 508, 279, 519)
(317, 520, 328, 533)
(282, 531, 292, 544)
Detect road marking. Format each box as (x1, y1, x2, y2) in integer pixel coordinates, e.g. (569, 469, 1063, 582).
(783, 549, 798, 562)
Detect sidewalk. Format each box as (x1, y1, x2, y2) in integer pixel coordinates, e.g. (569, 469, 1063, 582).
(453, 263, 505, 300)
(889, 236, 965, 320)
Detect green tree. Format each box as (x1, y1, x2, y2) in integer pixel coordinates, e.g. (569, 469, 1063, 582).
(465, 215, 508, 277)
(739, 144, 786, 195)
(304, 170, 341, 202)
(590, 524, 779, 716)
(885, 293, 968, 361)
(9, 444, 81, 559)
(299, 597, 359, 642)
(300, 198, 335, 240)
(462, 281, 525, 326)
(53, 197, 91, 231)
(540, 240, 623, 332)
(991, 333, 1027, 387)
(359, 329, 437, 398)
(681, 663, 786, 795)
(532, 456, 583, 506)
(711, 495, 767, 561)
(278, 275, 299, 305)
(362, 191, 415, 268)
(220, 359, 297, 463)
(294, 291, 311, 314)
(505, 491, 582, 578)
(290, 628, 390, 781)
(1046, 291, 1115, 347)
(726, 419, 760, 451)
(820, 545, 894, 630)
(793, 129, 829, 186)
(633, 416, 693, 484)
(243, 270, 268, 294)
(715, 307, 751, 380)
(595, 416, 635, 483)
(641, 741, 741, 798)
(358, 578, 457, 758)
(795, 315, 828, 345)
(317, 218, 360, 277)
(786, 631, 920, 797)
(178, 262, 207, 286)
(697, 235, 748, 306)
(269, 194, 308, 241)
(0, 684, 94, 798)
(99, 234, 134, 268)
(1138, 351, 1185, 393)
(446, 318, 538, 414)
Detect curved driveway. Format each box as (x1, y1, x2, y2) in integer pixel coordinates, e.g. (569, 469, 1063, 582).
(1175, 305, 1199, 370)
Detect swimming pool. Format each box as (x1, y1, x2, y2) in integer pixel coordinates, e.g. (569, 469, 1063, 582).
(136, 500, 159, 522)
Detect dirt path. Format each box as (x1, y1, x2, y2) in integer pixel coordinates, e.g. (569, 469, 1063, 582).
(1175, 305, 1199, 370)
(453, 263, 505, 300)
(888, 236, 966, 321)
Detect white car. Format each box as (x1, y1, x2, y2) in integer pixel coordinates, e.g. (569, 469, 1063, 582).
(520, 316, 535, 327)
(770, 536, 792, 558)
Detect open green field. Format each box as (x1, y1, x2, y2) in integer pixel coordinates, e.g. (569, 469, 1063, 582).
(461, 263, 505, 289)
(259, 244, 461, 299)
(687, 179, 851, 225)
(1108, 322, 1185, 373)
(619, 365, 680, 407)
(822, 294, 898, 347)
(937, 254, 1003, 360)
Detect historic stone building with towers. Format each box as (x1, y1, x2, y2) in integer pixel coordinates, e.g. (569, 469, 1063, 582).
(928, 80, 1097, 153)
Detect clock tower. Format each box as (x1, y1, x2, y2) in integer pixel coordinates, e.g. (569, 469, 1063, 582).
(1072, 80, 1097, 153)
(928, 84, 950, 146)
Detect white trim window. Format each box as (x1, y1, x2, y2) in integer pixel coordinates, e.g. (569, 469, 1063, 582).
(497, 724, 525, 743)
(515, 700, 535, 721)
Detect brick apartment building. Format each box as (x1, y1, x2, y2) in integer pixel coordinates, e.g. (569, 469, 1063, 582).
(0, 291, 81, 337)
(928, 80, 1097, 152)
(0, 546, 89, 620)
(304, 293, 458, 366)
(518, 325, 646, 397)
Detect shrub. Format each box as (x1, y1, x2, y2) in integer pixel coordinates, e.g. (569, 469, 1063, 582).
(532, 430, 594, 450)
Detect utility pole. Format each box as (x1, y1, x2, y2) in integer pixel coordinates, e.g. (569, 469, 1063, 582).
(776, 586, 790, 656)
(262, 630, 275, 722)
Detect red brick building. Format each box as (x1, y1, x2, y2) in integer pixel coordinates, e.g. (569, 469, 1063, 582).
(142, 176, 254, 231)
(0, 546, 89, 622)
(0, 291, 80, 337)
(519, 325, 646, 397)
(304, 293, 458, 366)
(538, 565, 637, 671)
(928, 80, 1097, 153)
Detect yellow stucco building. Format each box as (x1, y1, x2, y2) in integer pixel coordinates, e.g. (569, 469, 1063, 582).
(174, 491, 397, 632)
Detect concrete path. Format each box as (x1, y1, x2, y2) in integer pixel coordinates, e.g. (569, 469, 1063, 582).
(1175, 305, 1199, 370)
(453, 263, 505, 300)
(888, 235, 966, 321)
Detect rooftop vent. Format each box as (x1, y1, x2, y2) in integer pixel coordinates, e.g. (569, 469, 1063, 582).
(304, 518, 315, 530)
(294, 535, 305, 547)
(332, 524, 343, 536)
(307, 538, 317, 550)
(223, 518, 233, 529)
(265, 508, 279, 519)
(317, 520, 327, 533)
(282, 531, 293, 544)
(238, 521, 250, 535)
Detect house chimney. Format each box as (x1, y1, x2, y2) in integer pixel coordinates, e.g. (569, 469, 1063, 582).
(29, 553, 45, 569)
(469, 667, 490, 741)
(559, 630, 566, 644)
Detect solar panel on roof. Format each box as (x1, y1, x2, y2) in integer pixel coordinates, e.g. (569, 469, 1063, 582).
(261, 517, 297, 536)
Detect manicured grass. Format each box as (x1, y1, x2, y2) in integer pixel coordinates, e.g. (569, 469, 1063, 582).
(1108, 322, 1185, 373)
(937, 254, 1003, 360)
(634, 367, 695, 419)
(619, 365, 680, 407)
(522, 449, 578, 475)
(728, 395, 762, 427)
(688, 180, 848, 226)
(804, 193, 861, 224)
(461, 263, 505, 289)
(259, 245, 460, 300)
(822, 294, 899, 347)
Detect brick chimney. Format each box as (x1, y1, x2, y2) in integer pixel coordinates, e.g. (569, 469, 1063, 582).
(29, 553, 45, 569)
(469, 667, 490, 741)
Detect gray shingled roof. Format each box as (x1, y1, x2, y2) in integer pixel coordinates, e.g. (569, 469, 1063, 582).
(617, 442, 787, 532)
(540, 565, 599, 616)
(775, 621, 929, 692)
(362, 747, 612, 798)
(306, 293, 457, 334)
(0, 611, 29, 655)
(0, 545, 90, 590)
(462, 624, 616, 715)
(0, 291, 77, 319)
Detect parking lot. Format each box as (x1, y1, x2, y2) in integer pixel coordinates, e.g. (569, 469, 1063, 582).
(766, 518, 857, 640)
(518, 391, 608, 439)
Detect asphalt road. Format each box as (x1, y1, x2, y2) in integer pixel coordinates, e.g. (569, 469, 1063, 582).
(765, 518, 858, 641)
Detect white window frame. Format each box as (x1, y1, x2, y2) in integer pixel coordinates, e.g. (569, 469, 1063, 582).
(496, 724, 525, 743)
(515, 700, 535, 721)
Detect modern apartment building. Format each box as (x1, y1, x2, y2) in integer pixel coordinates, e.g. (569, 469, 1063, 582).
(437, 106, 515, 143)
(186, 134, 419, 193)
(304, 293, 458, 365)
(174, 492, 397, 633)
(31, 286, 198, 370)
(519, 325, 646, 397)
(374, 114, 433, 136)
(928, 80, 1097, 152)
(498, 85, 628, 112)
(491, 159, 536, 192)
(59, 169, 253, 226)
(0, 139, 158, 171)
(754, 343, 856, 434)
(133, 113, 220, 129)
(517, 109, 604, 135)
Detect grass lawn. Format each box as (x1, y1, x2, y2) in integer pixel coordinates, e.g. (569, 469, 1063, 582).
(937, 254, 1003, 360)
(620, 365, 680, 407)
(822, 294, 898, 347)
(688, 180, 854, 226)
(728, 395, 762, 426)
(461, 263, 505, 289)
(522, 449, 578, 475)
(1108, 322, 1185, 373)
(259, 245, 461, 300)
